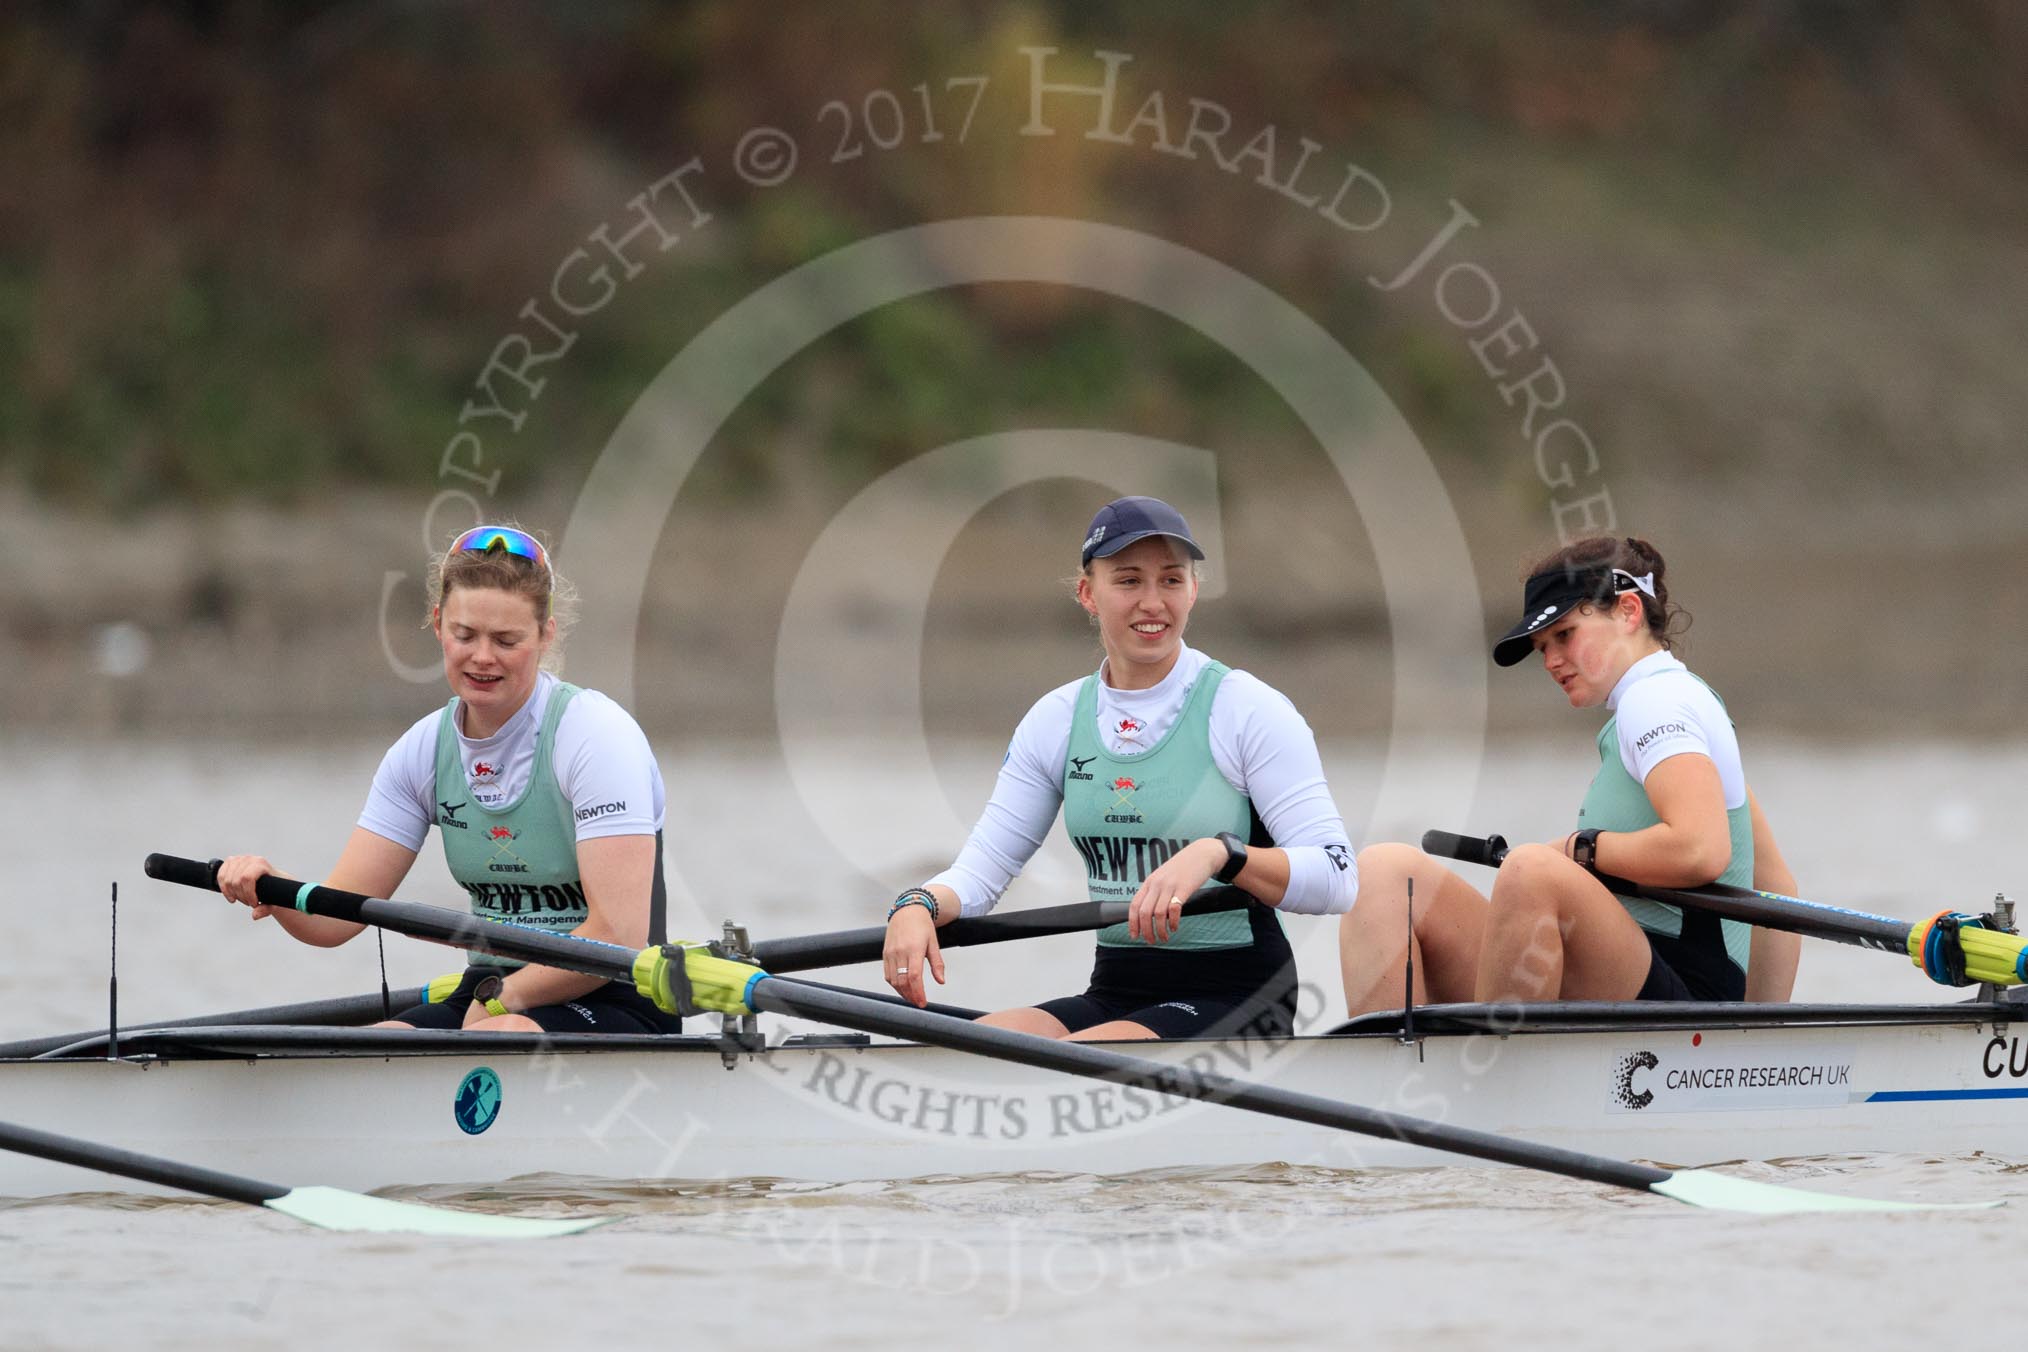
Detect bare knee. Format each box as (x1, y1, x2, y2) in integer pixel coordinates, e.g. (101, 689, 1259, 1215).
(468, 1013, 543, 1033)
(1357, 841, 1429, 881)
(1343, 843, 1428, 931)
(1488, 845, 1590, 956)
(1489, 843, 1567, 909)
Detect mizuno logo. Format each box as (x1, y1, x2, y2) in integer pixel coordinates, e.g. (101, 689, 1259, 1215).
(1071, 756, 1095, 772)
(439, 801, 465, 820)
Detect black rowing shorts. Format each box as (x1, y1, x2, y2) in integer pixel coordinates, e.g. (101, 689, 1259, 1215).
(1635, 910, 1747, 1002)
(392, 972, 684, 1034)
(1036, 985, 1296, 1040)
(1032, 908, 1299, 1040)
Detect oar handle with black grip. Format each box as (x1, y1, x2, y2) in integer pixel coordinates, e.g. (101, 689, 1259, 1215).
(148, 854, 1260, 976)
(752, 887, 1257, 973)
(146, 853, 637, 975)
(1419, 829, 1926, 959)
(1419, 830, 1510, 869)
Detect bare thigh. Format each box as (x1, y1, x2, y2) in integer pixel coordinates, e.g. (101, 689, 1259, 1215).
(1478, 844, 1655, 1002)
(978, 1006, 1072, 1038)
(1065, 1020, 1159, 1042)
(1340, 842, 1490, 1013)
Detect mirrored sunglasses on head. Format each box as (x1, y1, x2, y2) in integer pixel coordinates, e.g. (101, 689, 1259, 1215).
(450, 526, 550, 571)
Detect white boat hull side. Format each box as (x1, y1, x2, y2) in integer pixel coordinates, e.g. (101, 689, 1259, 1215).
(5, 1017, 2026, 1198)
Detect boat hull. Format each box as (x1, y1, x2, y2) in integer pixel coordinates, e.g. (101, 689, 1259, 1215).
(5, 1005, 2026, 1198)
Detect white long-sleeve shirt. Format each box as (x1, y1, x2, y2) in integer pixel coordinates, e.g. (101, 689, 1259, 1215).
(931, 646, 1357, 917)
(358, 672, 665, 851)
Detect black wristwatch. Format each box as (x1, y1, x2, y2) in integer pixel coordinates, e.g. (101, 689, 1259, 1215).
(1570, 828, 1602, 871)
(1213, 831, 1248, 884)
(470, 973, 509, 1018)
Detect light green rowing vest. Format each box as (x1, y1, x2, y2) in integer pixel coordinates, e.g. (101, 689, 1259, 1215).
(1062, 662, 1270, 952)
(1576, 676, 1754, 972)
(434, 682, 586, 969)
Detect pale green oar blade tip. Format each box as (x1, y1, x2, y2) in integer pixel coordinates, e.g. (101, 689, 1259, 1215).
(264, 1185, 608, 1237)
(1651, 1168, 2003, 1215)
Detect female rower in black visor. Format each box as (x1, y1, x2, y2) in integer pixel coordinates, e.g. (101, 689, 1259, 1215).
(1339, 535, 1801, 1009)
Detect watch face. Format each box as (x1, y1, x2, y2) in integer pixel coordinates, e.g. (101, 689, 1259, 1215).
(1216, 833, 1246, 881)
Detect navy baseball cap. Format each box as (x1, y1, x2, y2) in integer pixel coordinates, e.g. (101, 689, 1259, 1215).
(1491, 563, 1657, 667)
(1079, 496, 1206, 568)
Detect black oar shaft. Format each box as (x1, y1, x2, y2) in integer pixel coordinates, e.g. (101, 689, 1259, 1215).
(784, 978, 985, 1022)
(0, 989, 431, 1061)
(752, 888, 1254, 973)
(1604, 876, 1910, 953)
(752, 982, 1670, 1191)
(1420, 831, 1913, 954)
(143, 855, 1255, 978)
(0, 1119, 286, 1205)
(144, 854, 641, 980)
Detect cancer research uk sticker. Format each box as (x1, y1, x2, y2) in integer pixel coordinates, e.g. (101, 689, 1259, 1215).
(1605, 1037, 1858, 1114)
(454, 1066, 503, 1135)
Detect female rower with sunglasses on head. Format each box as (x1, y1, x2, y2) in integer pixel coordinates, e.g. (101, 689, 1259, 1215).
(881, 496, 1358, 1041)
(215, 525, 682, 1034)
(1338, 535, 1802, 1010)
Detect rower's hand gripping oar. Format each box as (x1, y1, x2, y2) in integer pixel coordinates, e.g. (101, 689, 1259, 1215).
(750, 888, 1255, 974)
(0, 1117, 604, 1238)
(1420, 829, 2028, 989)
(146, 853, 1996, 1214)
(144, 854, 766, 1019)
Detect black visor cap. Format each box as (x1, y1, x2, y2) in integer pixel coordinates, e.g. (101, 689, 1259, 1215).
(1490, 565, 1620, 667)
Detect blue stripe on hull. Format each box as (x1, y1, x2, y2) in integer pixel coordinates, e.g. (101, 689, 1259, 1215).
(1867, 1087, 2028, 1103)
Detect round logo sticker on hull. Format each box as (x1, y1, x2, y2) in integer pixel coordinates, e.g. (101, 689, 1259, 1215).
(454, 1066, 503, 1136)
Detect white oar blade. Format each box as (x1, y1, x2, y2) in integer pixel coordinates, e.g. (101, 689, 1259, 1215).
(1651, 1168, 2002, 1215)
(264, 1185, 607, 1237)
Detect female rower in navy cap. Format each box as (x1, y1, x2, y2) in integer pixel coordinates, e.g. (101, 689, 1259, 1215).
(1339, 535, 1801, 1009)
(881, 496, 1358, 1040)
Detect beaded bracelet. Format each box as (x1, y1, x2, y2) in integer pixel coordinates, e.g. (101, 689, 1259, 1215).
(887, 887, 939, 922)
